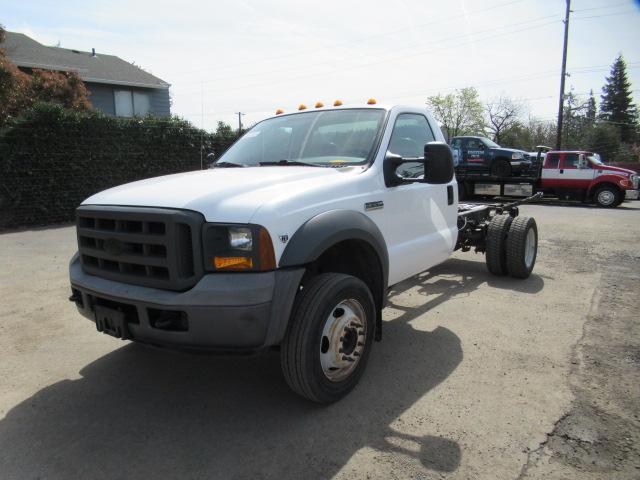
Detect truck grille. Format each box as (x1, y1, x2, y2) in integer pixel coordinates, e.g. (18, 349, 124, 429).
(76, 206, 204, 291)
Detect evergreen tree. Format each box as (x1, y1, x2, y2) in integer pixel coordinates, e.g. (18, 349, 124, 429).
(586, 90, 596, 122)
(599, 55, 638, 142)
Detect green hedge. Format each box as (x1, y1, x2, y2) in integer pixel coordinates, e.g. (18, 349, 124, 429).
(0, 104, 232, 229)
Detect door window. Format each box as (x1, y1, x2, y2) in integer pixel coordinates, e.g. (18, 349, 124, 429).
(388, 114, 435, 180)
(466, 138, 484, 150)
(545, 153, 560, 168)
(562, 153, 580, 169)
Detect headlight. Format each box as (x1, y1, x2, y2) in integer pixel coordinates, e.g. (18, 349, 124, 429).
(229, 227, 252, 250)
(511, 152, 523, 160)
(202, 224, 276, 271)
(619, 179, 632, 188)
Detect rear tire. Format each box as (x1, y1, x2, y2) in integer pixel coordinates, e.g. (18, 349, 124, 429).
(594, 185, 621, 208)
(281, 273, 375, 404)
(506, 216, 538, 279)
(492, 159, 511, 177)
(486, 214, 513, 276)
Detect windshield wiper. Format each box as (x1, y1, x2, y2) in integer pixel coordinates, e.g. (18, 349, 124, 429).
(259, 159, 322, 167)
(211, 161, 244, 168)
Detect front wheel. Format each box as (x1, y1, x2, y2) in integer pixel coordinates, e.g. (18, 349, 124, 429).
(281, 273, 375, 403)
(491, 159, 511, 177)
(594, 185, 621, 208)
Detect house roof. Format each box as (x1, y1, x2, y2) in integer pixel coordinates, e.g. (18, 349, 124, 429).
(1, 32, 169, 89)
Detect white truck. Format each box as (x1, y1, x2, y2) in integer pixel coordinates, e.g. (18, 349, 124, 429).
(69, 102, 539, 403)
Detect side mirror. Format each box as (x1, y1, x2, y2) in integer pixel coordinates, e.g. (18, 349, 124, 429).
(383, 152, 412, 187)
(424, 142, 454, 184)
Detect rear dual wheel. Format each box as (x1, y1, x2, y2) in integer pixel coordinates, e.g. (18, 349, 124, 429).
(485, 214, 537, 279)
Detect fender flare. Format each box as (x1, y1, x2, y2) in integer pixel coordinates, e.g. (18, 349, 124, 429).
(587, 176, 625, 196)
(279, 209, 389, 339)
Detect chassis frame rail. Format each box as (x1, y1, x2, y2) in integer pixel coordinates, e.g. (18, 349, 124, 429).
(455, 192, 543, 253)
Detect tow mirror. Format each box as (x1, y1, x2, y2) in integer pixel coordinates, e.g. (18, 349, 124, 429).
(424, 142, 454, 184)
(383, 152, 413, 187)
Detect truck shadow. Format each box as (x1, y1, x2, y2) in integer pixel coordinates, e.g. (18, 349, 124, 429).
(0, 282, 465, 479)
(392, 257, 545, 303)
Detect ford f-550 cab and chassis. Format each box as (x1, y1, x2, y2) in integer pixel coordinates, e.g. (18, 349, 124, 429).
(69, 103, 539, 403)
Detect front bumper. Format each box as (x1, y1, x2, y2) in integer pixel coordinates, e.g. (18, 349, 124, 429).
(625, 189, 639, 200)
(69, 253, 304, 352)
(510, 159, 532, 171)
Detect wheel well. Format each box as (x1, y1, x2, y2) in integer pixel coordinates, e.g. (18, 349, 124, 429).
(303, 239, 384, 339)
(589, 182, 623, 198)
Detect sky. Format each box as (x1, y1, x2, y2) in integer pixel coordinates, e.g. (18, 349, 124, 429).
(2, 0, 639, 131)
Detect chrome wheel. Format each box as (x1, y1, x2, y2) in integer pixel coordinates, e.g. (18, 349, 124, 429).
(597, 189, 615, 206)
(524, 228, 536, 268)
(320, 299, 367, 382)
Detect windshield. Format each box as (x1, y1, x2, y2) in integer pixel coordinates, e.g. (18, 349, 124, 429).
(482, 138, 500, 148)
(586, 153, 603, 165)
(217, 109, 385, 167)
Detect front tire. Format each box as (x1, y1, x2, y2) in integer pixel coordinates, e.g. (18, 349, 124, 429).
(594, 185, 621, 208)
(281, 273, 375, 403)
(492, 159, 511, 177)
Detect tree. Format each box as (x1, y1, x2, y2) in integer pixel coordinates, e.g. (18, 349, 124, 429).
(427, 87, 484, 141)
(562, 89, 593, 149)
(600, 55, 638, 142)
(586, 90, 596, 122)
(485, 96, 523, 144)
(499, 117, 555, 151)
(584, 122, 621, 163)
(0, 24, 91, 126)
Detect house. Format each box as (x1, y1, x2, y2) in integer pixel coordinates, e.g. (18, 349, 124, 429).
(2, 31, 170, 117)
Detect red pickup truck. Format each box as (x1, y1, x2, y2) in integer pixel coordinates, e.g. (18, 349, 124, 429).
(456, 149, 639, 208)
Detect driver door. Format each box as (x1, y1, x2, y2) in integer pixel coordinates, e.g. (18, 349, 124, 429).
(381, 113, 457, 285)
(464, 138, 486, 167)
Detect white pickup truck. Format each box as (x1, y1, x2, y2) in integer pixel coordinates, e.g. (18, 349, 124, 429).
(69, 102, 539, 403)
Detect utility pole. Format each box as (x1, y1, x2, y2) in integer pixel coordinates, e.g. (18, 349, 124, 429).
(235, 112, 245, 136)
(555, 0, 571, 150)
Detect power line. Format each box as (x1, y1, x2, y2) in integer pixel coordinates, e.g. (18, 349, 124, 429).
(174, 18, 561, 97)
(171, 0, 531, 80)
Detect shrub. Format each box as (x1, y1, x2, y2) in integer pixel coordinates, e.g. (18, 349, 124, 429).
(0, 104, 216, 229)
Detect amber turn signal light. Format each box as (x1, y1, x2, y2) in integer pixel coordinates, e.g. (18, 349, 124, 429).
(214, 256, 253, 270)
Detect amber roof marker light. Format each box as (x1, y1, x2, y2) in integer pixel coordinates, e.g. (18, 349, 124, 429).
(315, 102, 324, 108)
(367, 98, 377, 105)
(275, 108, 284, 115)
(298, 104, 307, 110)
(333, 100, 343, 106)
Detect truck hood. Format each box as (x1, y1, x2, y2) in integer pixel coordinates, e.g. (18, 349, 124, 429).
(82, 166, 358, 223)
(595, 164, 637, 176)
(496, 147, 527, 155)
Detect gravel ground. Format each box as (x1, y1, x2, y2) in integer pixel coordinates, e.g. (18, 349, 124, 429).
(0, 202, 638, 479)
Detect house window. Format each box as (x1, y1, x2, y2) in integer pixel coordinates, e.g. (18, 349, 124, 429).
(114, 90, 151, 117)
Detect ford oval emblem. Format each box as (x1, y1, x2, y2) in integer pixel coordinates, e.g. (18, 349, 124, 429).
(103, 238, 125, 256)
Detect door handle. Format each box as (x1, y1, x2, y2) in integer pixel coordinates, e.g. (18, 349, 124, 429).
(447, 185, 454, 205)
(560, 169, 564, 174)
